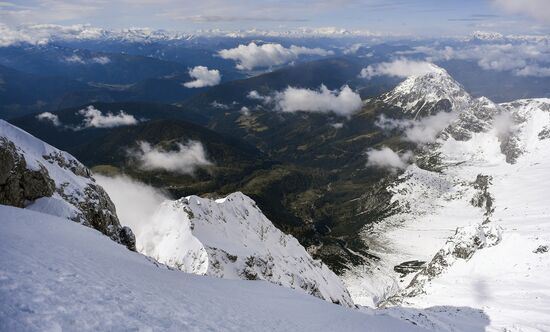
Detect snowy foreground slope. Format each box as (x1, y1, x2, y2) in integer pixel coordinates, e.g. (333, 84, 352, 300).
(344, 67, 550, 331)
(0, 205, 442, 332)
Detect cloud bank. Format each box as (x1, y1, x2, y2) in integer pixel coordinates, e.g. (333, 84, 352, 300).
(36, 112, 61, 126)
(218, 42, 333, 70)
(410, 42, 550, 78)
(250, 85, 362, 117)
(78, 106, 139, 129)
(130, 141, 212, 174)
(360, 59, 442, 79)
(184, 66, 221, 88)
(492, 0, 550, 22)
(366, 147, 412, 170)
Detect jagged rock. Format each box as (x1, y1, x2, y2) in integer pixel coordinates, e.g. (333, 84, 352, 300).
(0, 120, 135, 251)
(539, 126, 550, 140)
(119, 226, 136, 251)
(0, 138, 55, 207)
(533, 245, 548, 254)
(393, 261, 426, 277)
(470, 174, 494, 222)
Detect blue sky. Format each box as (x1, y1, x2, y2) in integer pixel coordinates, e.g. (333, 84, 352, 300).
(1, 0, 548, 35)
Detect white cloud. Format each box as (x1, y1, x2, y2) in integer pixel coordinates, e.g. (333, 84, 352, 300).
(366, 147, 412, 170)
(63, 54, 110, 65)
(94, 174, 168, 236)
(272, 85, 362, 116)
(376, 111, 458, 144)
(92, 56, 111, 64)
(218, 42, 333, 70)
(360, 59, 442, 79)
(130, 141, 212, 174)
(492, 0, 550, 22)
(239, 106, 251, 116)
(403, 112, 457, 144)
(247, 90, 273, 103)
(36, 112, 61, 126)
(78, 105, 139, 129)
(64, 54, 85, 64)
(210, 101, 230, 109)
(183, 66, 221, 88)
(515, 64, 550, 77)
(411, 43, 550, 77)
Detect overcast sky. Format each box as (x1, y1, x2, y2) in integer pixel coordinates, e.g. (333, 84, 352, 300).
(1, 0, 549, 35)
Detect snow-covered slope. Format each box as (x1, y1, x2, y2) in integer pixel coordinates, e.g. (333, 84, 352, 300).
(0, 205, 439, 332)
(134, 192, 354, 307)
(0, 120, 134, 249)
(346, 67, 550, 331)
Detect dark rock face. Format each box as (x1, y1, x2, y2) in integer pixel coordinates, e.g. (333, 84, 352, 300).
(393, 260, 426, 277)
(0, 136, 135, 251)
(533, 245, 548, 254)
(470, 174, 494, 223)
(539, 127, 550, 140)
(119, 226, 136, 251)
(0, 138, 55, 207)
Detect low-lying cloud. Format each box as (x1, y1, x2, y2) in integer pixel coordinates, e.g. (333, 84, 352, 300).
(218, 42, 333, 70)
(78, 105, 139, 129)
(360, 59, 442, 79)
(129, 141, 212, 174)
(64, 54, 111, 65)
(249, 85, 362, 117)
(376, 111, 458, 144)
(366, 147, 412, 170)
(95, 174, 168, 236)
(184, 66, 221, 88)
(36, 106, 139, 130)
(36, 112, 61, 126)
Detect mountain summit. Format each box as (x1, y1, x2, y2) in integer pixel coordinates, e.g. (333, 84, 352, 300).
(382, 65, 472, 117)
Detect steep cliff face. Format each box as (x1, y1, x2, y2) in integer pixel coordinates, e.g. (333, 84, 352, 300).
(135, 192, 355, 307)
(0, 120, 135, 250)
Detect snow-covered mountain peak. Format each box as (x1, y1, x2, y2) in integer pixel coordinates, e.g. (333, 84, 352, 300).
(382, 65, 473, 117)
(136, 191, 355, 307)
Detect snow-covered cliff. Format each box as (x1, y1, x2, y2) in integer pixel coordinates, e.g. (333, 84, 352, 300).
(0, 119, 135, 249)
(136, 192, 355, 307)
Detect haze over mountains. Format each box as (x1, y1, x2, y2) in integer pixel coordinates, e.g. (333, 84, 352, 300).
(1, 7, 550, 331)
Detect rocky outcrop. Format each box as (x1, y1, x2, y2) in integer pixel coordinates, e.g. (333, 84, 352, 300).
(0, 120, 135, 251)
(0, 138, 55, 207)
(381, 223, 502, 307)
